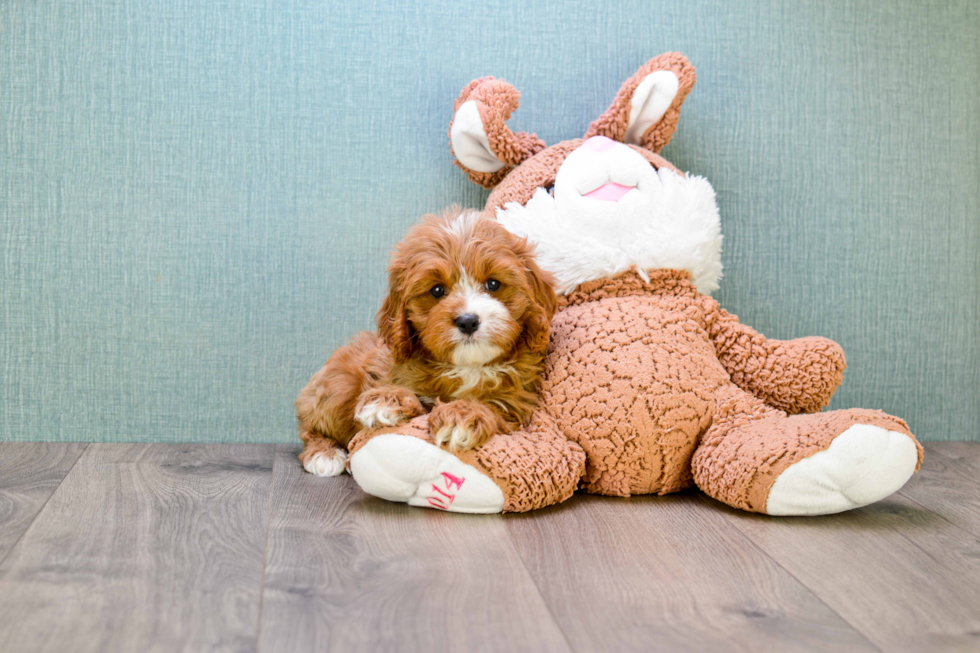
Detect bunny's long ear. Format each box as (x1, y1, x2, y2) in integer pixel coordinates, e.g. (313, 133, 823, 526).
(585, 53, 696, 153)
(449, 78, 547, 189)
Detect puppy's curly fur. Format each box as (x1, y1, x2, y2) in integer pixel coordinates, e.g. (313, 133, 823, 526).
(296, 207, 557, 476)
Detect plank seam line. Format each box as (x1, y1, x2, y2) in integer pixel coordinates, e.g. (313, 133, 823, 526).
(0, 443, 90, 571)
(503, 517, 579, 653)
(899, 444, 980, 542)
(253, 443, 279, 651)
(896, 487, 977, 544)
(925, 442, 980, 476)
(693, 494, 885, 653)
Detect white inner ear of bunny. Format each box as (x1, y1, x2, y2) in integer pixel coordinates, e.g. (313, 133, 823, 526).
(450, 101, 506, 173)
(623, 70, 680, 145)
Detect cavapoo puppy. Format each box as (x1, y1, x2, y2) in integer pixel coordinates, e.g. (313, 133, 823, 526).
(296, 207, 558, 476)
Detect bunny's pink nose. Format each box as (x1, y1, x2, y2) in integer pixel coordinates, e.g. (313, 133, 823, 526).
(582, 135, 616, 152)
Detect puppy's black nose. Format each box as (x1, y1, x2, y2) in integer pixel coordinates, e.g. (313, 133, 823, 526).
(455, 313, 480, 335)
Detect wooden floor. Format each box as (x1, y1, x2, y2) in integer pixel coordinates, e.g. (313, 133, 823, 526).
(0, 443, 978, 652)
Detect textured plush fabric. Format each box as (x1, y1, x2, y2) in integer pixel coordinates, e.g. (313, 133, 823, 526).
(351, 268, 923, 512)
(346, 51, 920, 515)
(545, 269, 919, 503)
(584, 52, 697, 153)
(2, 0, 977, 443)
(349, 411, 587, 513)
(692, 403, 920, 512)
(450, 78, 547, 188)
(547, 270, 724, 496)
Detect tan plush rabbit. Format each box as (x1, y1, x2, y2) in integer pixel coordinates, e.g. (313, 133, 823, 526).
(345, 53, 922, 515)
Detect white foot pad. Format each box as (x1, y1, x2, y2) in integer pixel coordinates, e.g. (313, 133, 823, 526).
(303, 449, 348, 477)
(349, 434, 505, 514)
(766, 424, 918, 516)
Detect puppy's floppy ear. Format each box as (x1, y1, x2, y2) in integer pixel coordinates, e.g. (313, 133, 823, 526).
(585, 52, 696, 153)
(518, 247, 558, 354)
(376, 284, 414, 365)
(449, 77, 547, 190)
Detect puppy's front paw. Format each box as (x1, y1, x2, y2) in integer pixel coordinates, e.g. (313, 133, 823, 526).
(355, 387, 425, 429)
(299, 436, 349, 477)
(304, 449, 348, 477)
(429, 400, 498, 451)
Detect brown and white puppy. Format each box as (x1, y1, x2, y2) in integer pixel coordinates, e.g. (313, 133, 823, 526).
(296, 206, 557, 476)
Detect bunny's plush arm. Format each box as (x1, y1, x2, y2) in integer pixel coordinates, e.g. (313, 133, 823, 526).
(699, 296, 847, 414)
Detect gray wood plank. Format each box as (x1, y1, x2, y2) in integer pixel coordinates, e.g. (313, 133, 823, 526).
(925, 441, 980, 475)
(899, 443, 980, 535)
(0, 443, 275, 653)
(504, 492, 876, 653)
(257, 445, 571, 653)
(0, 443, 88, 562)
(706, 492, 980, 652)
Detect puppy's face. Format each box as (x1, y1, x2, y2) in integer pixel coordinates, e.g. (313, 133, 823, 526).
(378, 208, 557, 367)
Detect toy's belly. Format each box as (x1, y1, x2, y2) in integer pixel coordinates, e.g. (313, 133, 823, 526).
(543, 296, 729, 496)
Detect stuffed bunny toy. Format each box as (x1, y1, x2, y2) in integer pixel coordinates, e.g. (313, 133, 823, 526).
(345, 53, 922, 515)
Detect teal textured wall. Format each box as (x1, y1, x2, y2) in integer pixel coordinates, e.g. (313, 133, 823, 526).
(2, 0, 977, 443)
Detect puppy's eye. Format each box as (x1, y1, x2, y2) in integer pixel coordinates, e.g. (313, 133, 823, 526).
(485, 279, 501, 292)
(430, 284, 446, 299)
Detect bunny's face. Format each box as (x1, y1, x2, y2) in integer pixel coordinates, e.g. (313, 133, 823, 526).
(448, 53, 723, 296)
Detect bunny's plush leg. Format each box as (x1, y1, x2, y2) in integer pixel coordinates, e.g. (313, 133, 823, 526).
(348, 412, 585, 514)
(691, 386, 922, 515)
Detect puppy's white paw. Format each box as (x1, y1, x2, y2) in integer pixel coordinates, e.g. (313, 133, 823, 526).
(355, 401, 406, 429)
(434, 424, 489, 451)
(303, 449, 348, 477)
(433, 423, 477, 451)
(427, 401, 495, 452)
